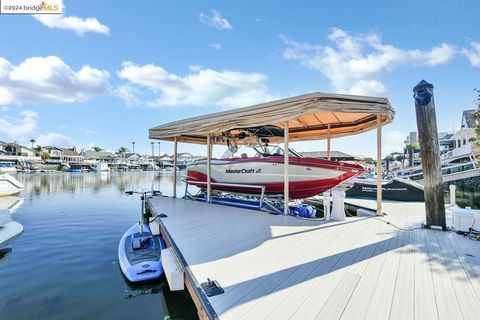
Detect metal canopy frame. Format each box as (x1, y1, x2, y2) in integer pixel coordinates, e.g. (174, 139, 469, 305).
(151, 92, 393, 216)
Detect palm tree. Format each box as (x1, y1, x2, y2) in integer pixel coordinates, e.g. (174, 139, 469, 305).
(406, 144, 419, 167)
(91, 146, 104, 152)
(116, 147, 129, 157)
(30, 138, 35, 149)
(33, 145, 42, 156)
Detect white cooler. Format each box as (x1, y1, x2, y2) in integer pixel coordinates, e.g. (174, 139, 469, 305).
(452, 207, 480, 232)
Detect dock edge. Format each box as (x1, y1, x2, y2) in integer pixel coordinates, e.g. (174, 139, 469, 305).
(146, 197, 219, 320)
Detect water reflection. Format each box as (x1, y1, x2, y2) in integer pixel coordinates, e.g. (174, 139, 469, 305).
(16, 171, 187, 198)
(0, 172, 197, 320)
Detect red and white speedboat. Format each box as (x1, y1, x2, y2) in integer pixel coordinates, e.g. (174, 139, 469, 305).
(187, 148, 365, 199)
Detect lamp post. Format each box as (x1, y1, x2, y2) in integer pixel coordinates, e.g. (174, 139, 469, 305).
(158, 142, 161, 157)
(151, 142, 154, 157)
(132, 141, 135, 154)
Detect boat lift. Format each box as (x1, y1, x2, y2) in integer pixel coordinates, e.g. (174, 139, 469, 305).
(183, 179, 285, 214)
(149, 92, 395, 216)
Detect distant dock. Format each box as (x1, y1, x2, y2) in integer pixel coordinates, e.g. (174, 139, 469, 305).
(147, 196, 480, 319)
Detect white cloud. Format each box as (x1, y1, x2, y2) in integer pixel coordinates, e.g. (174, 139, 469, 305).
(114, 85, 141, 106)
(34, 10, 109, 36)
(37, 132, 76, 148)
(462, 41, 480, 67)
(281, 28, 456, 96)
(199, 10, 232, 30)
(210, 43, 222, 50)
(117, 62, 275, 109)
(0, 109, 38, 138)
(384, 130, 407, 156)
(0, 55, 109, 105)
(79, 141, 96, 151)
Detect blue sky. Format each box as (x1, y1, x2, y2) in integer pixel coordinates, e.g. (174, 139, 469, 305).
(0, 0, 478, 157)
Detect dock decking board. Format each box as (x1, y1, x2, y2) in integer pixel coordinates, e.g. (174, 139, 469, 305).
(148, 197, 480, 320)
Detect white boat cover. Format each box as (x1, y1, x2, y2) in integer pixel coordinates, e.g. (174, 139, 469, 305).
(149, 92, 394, 144)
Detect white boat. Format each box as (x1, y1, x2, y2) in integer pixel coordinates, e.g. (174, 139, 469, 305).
(0, 196, 24, 246)
(94, 162, 110, 172)
(0, 162, 17, 173)
(0, 196, 24, 212)
(187, 128, 365, 199)
(0, 174, 25, 196)
(394, 110, 479, 184)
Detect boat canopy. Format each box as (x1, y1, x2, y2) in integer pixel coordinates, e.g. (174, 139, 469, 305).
(149, 92, 394, 144)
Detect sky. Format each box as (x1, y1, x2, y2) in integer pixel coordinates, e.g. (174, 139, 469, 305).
(0, 0, 479, 158)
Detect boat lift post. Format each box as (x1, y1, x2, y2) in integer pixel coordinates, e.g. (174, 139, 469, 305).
(376, 115, 383, 216)
(327, 123, 331, 160)
(284, 121, 289, 215)
(207, 134, 212, 203)
(173, 137, 178, 198)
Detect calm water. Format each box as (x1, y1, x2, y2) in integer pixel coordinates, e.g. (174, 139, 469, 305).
(0, 172, 198, 320)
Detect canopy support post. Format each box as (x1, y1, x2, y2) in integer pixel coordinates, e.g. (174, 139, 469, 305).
(207, 134, 212, 203)
(173, 137, 178, 198)
(284, 122, 289, 215)
(327, 123, 331, 160)
(376, 115, 383, 216)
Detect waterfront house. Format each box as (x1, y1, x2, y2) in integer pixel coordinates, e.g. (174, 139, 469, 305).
(81, 150, 116, 163)
(60, 148, 84, 163)
(0, 141, 41, 167)
(123, 152, 141, 162)
(42, 146, 84, 165)
(122, 153, 157, 170)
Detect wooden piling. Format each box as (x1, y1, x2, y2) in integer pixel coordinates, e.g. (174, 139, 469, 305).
(173, 137, 177, 198)
(413, 80, 446, 230)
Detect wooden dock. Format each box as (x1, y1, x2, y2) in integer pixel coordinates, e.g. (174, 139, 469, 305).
(147, 196, 480, 320)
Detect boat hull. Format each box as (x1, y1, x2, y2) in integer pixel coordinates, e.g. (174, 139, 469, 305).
(0, 174, 25, 196)
(345, 177, 425, 202)
(0, 221, 23, 246)
(187, 156, 364, 199)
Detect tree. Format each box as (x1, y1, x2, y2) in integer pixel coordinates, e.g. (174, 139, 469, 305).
(30, 138, 35, 149)
(406, 144, 419, 167)
(395, 154, 405, 169)
(91, 146, 104, 152)
(116, 147, 129, 156)
(33, 146, 49, 161)
(33, 146, 42, 155)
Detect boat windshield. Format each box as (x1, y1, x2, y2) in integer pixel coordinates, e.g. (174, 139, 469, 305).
(221, 145, 301, 158)
(252, 145, 301, 158)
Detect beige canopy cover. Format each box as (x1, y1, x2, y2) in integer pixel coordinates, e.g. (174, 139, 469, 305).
(148, 92, 394, 144)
